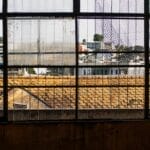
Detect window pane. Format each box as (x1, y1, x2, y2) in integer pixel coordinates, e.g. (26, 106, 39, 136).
(0, 87, 3, 117)
(80, 0, 144, 13)
(78, 67, 144, 86)
(78, 87, 144, 119)
(8, 87, 76, 121)
(0, 20, 2, 67)
(0, 19, 3, 118)
(8, 18, 75, 66)
(8, 67, 76, 86)
(8, 0, 73, 12)
(8, 67, 76, 121)
(78, 18, 144, 119)
(0, 0, 2, 12)
(79, 19, 144, 50)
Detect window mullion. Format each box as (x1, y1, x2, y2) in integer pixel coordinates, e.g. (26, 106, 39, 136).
(144, 0, 149, 119)
(3, 0, 8, 121)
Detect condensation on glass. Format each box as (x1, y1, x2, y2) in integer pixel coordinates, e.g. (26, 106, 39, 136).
(8, 0, 73, 12)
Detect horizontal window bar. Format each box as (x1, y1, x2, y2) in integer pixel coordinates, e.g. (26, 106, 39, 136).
(7, 51, 145, 55)
(8, 85, 144, 88)
(7, 65, 146, 68)
(79, 51, 144, 54)
(0, 13, 145, 18)
(8, 52, 76, 55)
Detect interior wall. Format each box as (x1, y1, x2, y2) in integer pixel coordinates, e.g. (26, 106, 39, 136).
(0, 121, 150, 150)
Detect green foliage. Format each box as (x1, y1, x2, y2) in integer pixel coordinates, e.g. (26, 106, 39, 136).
(115, 45, 124, 52)
(27, 68, 35, 74)
(82, 39, 86, 44)
(93, 34, 104, 42)
(134, 45, 144, 51)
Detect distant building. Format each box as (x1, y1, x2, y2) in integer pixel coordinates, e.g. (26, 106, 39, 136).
(128, 59, 144, 76)
(79, 67, 120, 76)
(104, 42, 115, 50)
(79, 44, 88, 52)
(79, 51, 121, 76)
(87, 41, 103, 50)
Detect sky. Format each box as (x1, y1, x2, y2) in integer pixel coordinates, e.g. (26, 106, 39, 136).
(0, 0, 145, 46)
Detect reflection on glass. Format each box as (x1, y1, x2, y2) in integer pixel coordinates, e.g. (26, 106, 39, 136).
(8, 18, 75, 66)
(8, 0, 73, 12)
(81, 0, 144, 13)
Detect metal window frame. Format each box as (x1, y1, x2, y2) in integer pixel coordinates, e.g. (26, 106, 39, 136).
(0, 0, 148, 122)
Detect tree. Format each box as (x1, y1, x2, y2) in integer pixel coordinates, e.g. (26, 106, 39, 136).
(82, 39, 86, 45)
(115, 45, 125, 52)
(93, 34, 104, 42)
(27, 68, 35, 74)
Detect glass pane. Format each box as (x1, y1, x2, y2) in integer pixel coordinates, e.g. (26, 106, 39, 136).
(79, 19, 144, 51)
(0, 20, 2, 67)
(78, 67, 144, 86)
(0, 19, 3, 118)
(8, 87, 76, 121)
(79, 52, 144, 66)
(8, 67, 76, 86)
(0, 87, 3, 117)
(8, 18, 75, 66)
(80, 0, 144, 13)
(0, 0, 2, 12)
(78, 87, 144, 119)
(8, 66, 76, 120)
(78, 17, 144, 119)
(8, 0, 73, 12)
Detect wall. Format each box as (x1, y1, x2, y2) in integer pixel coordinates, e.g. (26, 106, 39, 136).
(0, 121, 150, 150)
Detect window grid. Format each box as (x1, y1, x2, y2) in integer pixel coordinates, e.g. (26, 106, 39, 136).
(0, 0, 148, 121)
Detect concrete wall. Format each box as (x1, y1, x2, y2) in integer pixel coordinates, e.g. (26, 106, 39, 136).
(0, 121, 150, 150)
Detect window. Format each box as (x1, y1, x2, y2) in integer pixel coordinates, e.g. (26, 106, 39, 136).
(0, 0, 149, 121)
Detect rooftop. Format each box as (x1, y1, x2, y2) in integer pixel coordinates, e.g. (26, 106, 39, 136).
(0, 76, 144, 110)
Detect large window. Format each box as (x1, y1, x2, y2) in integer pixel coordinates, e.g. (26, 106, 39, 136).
(0, 0, 149, 121)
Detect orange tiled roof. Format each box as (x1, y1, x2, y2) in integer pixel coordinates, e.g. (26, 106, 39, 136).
(0, 76, 143, 109)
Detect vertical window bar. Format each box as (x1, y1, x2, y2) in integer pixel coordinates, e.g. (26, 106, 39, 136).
(144, 0, 149, 119)
(3, 0, 8, 121)
(74, 0, 79, 119)
(74, 0, 80, 13)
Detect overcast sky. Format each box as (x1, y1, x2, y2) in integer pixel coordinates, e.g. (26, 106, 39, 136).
(0, 0, 145, 46)
(7, 0, 144, 13)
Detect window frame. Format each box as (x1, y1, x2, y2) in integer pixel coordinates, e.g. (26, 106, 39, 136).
(0, 0, 149, 122)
